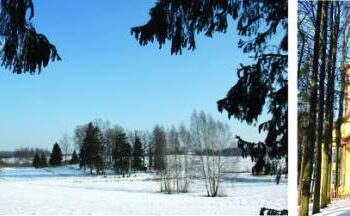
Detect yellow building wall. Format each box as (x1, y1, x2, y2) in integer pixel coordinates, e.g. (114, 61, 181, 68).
(332, 65, 350, 197)
(341, 120, 350, 139)
(343, 147, 350, 194)
(332, 115, 350, 196)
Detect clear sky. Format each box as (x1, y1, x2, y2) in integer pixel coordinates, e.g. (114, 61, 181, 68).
(0, 0, 269, 151)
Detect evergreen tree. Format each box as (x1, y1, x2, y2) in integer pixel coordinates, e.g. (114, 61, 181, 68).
(94, 142, 106, 175)
(40, 152, 48, 167)
(71, 150, 79, 164)
(148, 140, 154, 170)
(132, 135, 144, 171)
(113, 131, 131, 175)
(80, 122, 105, 175)
(0, 0, 60, 74)
(32, 153, 40, 168)
(49, 143, 62, 166)
(153, 126, 166, 173)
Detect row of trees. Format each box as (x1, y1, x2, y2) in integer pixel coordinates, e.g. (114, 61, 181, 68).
(76, 122, 146, 176)
(14, 147, 50, 160)
(32, 152, 48, 168)
(32, 143, 79, 168)
(298, 1, 350, 215)
(70, 111, 234, 197)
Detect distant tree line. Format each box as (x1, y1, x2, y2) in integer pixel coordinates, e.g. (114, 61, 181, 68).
(0, 151, 14, 158)
(14, 147, 50, 160)
(32, 152, 47, 168)
(32, 143, 79, 168)
(26, 110, 276, 197)
(69, 111, 238, 197)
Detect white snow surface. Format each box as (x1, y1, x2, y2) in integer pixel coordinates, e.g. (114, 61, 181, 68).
(0, 165, 287, 215)
(313, 200, 350, 216)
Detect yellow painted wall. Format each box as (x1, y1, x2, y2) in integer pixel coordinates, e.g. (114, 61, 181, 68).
(341, 120, 350, 139)
(343, 147, 350, 194)
(332, 116, 350, 196)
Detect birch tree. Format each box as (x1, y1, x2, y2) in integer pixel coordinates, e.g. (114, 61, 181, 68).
(178, 124, 193, 193)
(190, 111, 232, 197)
(60, 133, 71, 162)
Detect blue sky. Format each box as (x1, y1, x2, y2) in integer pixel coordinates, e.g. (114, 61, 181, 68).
(0, 0, 269, 151)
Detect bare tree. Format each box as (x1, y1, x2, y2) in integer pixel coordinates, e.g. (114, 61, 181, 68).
(168, 126, 180, 192)
(178, 124, 193, 192)
(104, 125, 124, 168)
(313, 1, 328, 213)
(60, 133, 71, 162)
(161, 125, 194, 194)
(74, 125, 88, 151)
(104, 128, 115, 168)
(299, 1, 322, 214)
(190, 111, 232, 197)
(139, 130, 152, 171)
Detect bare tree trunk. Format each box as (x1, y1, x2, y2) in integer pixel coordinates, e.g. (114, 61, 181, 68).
(148, 143, 153, 171)
(298, 146, 304, 206)
(214, 154, 222, 197)
(297, 23, 308, 206)
(328, 3, 340, 203)
(299, 1, 323, 215)
(175, 153, 179, 192)
(200, 155, 210, 197)
(206, 154, 213, 196)
(298, 34, 306, 76)
(313, 1, 328, 213)
(182, 152, 191, 192)
(160, 172, 164, 192)
(323, 2, 340, 205)
(321, 1, 334, 208)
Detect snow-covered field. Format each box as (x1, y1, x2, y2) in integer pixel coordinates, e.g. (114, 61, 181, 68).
(0, 165, 287, 215)
(313, 200, 350, 216)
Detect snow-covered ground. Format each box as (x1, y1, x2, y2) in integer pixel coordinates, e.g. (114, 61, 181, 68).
(0, 165, 287, 215)
(313, 200, 350, 216)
